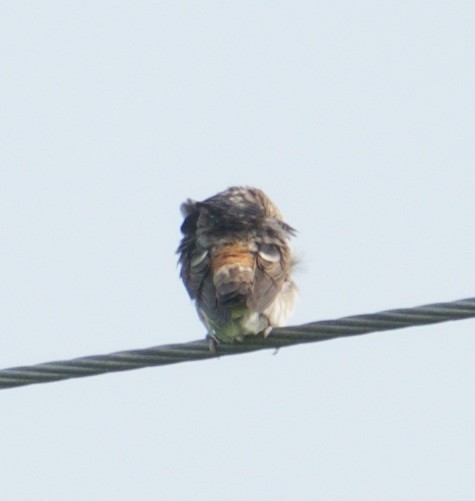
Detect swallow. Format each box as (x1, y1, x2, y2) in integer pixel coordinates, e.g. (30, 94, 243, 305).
(177, 186, 297, 346)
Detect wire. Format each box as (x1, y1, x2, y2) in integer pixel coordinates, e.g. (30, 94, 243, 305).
(1, 296, 474, 390)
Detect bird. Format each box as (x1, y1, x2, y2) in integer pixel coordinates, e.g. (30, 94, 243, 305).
(177, 186, 297, 347)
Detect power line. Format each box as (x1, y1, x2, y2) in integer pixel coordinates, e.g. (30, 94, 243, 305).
(1, 296, 474, 391)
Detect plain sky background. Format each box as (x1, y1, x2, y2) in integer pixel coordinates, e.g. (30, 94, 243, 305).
(1, 2, 475, 500)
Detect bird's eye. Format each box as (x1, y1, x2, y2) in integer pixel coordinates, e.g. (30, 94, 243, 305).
(258, 244, 281, 262)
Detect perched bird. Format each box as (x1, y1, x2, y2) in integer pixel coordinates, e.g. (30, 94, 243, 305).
(177, 186, 297, 345)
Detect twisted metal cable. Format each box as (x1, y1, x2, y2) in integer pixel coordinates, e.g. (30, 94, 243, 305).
(1, 296, 474, 390)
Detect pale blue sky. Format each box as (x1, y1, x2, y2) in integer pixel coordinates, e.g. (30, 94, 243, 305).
(1, 2, 475, 500)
